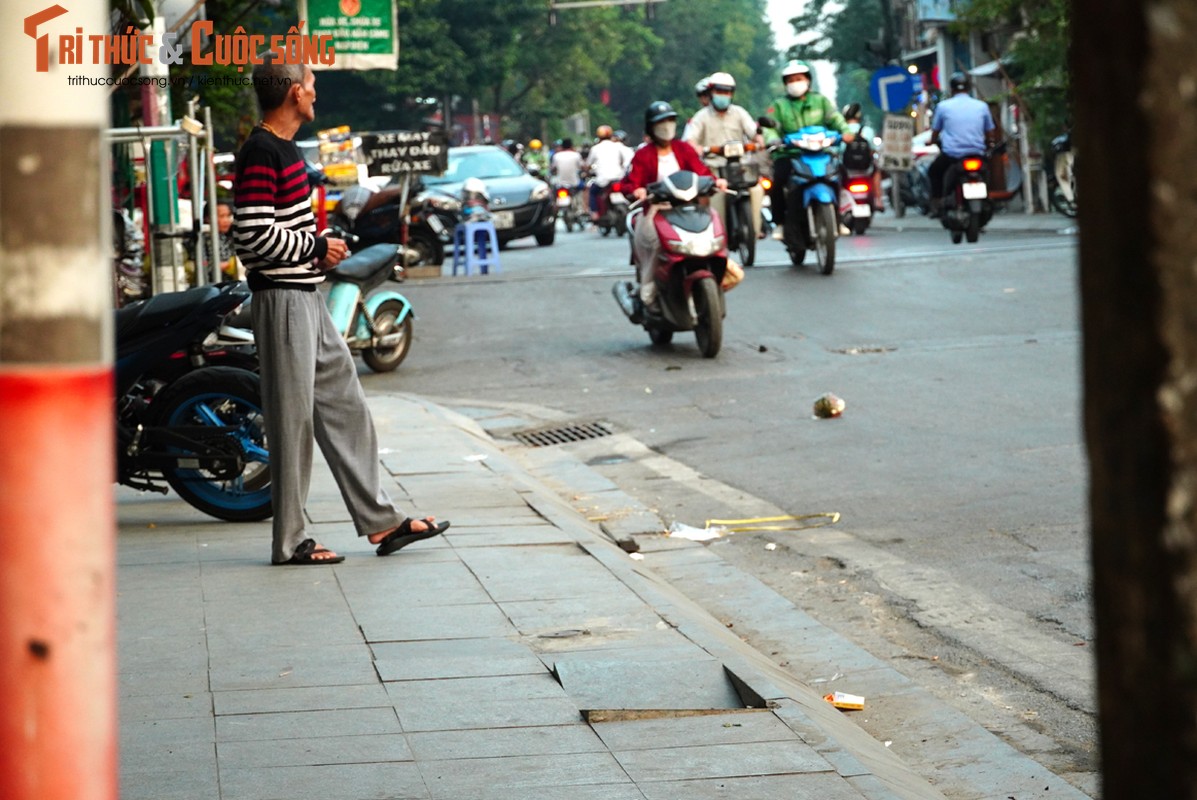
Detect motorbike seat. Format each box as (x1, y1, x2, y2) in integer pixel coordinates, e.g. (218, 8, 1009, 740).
(115, 285, 221, 341)
(328, 243, 401, 285)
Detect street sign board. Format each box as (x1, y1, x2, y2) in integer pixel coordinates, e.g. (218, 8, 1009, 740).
(359, 129, 449, 177)
(869, 66, 917, 113)
(880, 114, 915, 172)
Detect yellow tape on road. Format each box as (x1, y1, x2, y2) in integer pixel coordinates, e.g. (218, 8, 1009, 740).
(704, 512, 841, 532)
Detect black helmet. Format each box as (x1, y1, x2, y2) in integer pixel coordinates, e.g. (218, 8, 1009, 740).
(841, 102, 862, 120)
(949, 71, 970, 92)
(644, 100, 677, 134)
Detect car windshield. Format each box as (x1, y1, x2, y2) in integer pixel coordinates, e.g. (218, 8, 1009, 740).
(423, 149, 524, 184)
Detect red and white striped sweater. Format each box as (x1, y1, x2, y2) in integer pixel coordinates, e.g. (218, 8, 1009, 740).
(232, 127, 328, 291)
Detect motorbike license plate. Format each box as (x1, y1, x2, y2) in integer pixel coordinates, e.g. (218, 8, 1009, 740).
(492, 210, 515, 230)
(723, 141, 745, 158)
(426, 214, 445, 234)
(962, 181, 988, 200)
(556, 196, 571, 208)
(850, 203, 872, 218)
(608, 191, 627, 204)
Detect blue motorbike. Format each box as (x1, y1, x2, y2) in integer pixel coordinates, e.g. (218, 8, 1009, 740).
(324, 243, 415, 373)
(769, 124, 843, 275)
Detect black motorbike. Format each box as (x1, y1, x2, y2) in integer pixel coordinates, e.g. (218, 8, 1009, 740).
(940, 152, 994, 244)
(116, 282, 272, 521)
(325, 179, 458, 272)
(710, 141, 761, 267)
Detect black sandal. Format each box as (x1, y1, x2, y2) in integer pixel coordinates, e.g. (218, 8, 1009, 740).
(274, 538, 345, 565)
(375, 518, 451, 556)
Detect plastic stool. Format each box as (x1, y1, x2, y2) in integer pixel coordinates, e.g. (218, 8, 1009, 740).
(451, 220, 501, 275)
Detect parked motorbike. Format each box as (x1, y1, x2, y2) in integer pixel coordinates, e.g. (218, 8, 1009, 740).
(765, 122, 843, 275)
(593, 180, 630, 237)
(940, 152, 994, 244)
(1047, 131, 1076, 218)
(324, 243, 415, 372)
(612, 171, 728, 358)
(116, 281, 272, 522)
(326, 181, 458, 272)
(709, 140, 761, 267)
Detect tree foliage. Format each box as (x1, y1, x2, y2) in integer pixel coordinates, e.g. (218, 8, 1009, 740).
(114, 0, 783, 150)
(951, 0, 1071, 148)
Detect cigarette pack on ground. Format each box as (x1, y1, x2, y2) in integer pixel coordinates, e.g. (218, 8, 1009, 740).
(824, 691, 865, 710)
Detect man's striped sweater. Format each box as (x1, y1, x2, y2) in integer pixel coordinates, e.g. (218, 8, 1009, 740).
(232, 127, 328, 291)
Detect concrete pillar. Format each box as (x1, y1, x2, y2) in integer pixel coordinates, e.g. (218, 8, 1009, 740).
(1, 3, 116, 799)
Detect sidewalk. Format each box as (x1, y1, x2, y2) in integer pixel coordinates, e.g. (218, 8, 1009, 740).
(869, 206, 1078, 235)
(117, 395, 1083, 800)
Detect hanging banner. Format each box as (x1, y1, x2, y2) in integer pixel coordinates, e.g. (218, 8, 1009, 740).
(299, 0, 399, 71)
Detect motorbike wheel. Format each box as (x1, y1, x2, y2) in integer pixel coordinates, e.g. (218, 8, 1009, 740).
(735, 199, 755, 267)
(812, 202, 837, 276)
(693, 277, 723, 359)
(361, 300, 414, 373)
(599, 225, 612, 237)
(951, 229, 964, 244)
(150, 366, 272, 522)
(965, 213, 980, 244)
(853, 217, 871, 236)
(649, 328, 673, 346)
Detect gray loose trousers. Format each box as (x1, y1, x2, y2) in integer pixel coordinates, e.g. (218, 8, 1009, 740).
(251, 289, 405, 563)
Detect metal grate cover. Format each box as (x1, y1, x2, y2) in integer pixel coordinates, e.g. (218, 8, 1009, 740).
(513, 421, 614, 447)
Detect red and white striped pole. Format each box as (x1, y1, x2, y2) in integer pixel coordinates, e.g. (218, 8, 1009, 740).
(1, 3, 116, 799)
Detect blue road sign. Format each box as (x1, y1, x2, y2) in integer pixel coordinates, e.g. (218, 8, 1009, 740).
(869, 66, 917, 112)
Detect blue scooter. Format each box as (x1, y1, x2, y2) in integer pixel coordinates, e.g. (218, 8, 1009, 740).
(324, 243, 415, 372)
(766, 123, 843, 275)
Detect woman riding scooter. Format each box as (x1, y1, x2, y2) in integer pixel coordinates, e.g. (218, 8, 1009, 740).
(625, 101, 726, 316)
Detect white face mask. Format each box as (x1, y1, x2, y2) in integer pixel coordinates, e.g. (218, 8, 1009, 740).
(786, 79, 810, 98)
(652, 120, 677, 142)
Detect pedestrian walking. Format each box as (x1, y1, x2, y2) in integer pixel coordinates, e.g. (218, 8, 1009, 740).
(233, 53, 449, 565)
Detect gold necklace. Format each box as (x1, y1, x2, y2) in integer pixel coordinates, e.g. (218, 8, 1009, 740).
(258, 120, 281, 137)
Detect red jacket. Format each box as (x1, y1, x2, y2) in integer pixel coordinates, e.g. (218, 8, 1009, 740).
(624, 139, 712, 192)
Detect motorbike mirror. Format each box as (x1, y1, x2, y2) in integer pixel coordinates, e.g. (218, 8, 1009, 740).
(757, 116, 778, 129)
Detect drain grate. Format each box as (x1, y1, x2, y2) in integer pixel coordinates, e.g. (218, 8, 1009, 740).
(513, 421, 614, 447)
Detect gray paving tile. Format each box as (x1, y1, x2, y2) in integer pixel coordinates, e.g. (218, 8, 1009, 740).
(423, 508, 547, 528)
(385, 672, 568, 706)
(217, 732, 412, 768)
(445, 526, 577, 547)
(120, 634, 210, 673)
(555, 658, 745, 712)
(206, 643, 378, 692)
(359, 602, 517, 642)
(406, 724, 606, 761)
(214, 683, 392, 716)
(638, 773, 869, 799)
(121, 738, 216, 774)
(499, 595, 664, 637)
(120, 690, 213, 722)
(217, 762, 429, 800)
(528, 627, 701, 660)
(120, 667, 209, 697)
(216, 707, 402, 742)
(391, 692, 583, 732)
(613, 740, 833, 783)
(418, 752, 630, 799)
(122, 715, 215, 747)
(372, 637, 546, 681)
(456, 544, 626, 602)
(337, 560, 490, 609)
(589, 710, 799, 750)
(120, 769, 220, 800)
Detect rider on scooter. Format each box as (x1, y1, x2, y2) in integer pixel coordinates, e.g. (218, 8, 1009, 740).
(761, 60, 853, 225)
(625, 101, 726, 315)
(586, 125, 631, 224)
(928, 72, 997, 218)
(683, 71, 765, 240)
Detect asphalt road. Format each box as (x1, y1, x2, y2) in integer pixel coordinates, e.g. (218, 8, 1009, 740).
(361, 216, 1094, 791)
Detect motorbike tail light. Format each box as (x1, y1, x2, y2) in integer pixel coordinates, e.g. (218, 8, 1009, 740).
(610, 182, 621, 193)
(847, 181, 870, 194)
(760, 177, 773, 191)
(963, 158, 983, 172)
(556, 188, 569, 199)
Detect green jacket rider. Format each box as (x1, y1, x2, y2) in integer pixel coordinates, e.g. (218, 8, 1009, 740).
(762, 60, 852, 220)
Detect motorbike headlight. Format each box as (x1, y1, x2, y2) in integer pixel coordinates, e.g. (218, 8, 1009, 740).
(531, 182, 551, 202)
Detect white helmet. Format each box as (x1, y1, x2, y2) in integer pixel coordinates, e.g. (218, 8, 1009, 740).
(694, 76, 711, 95)
(781, 59, 812, 80)
(461, 177, 489, 202)
(708, 71, 736, 92)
